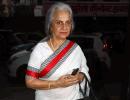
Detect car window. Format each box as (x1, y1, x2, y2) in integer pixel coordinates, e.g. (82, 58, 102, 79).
(68, 37, 94, 49)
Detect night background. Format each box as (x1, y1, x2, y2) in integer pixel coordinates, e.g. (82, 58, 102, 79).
(0, 0, 129, 100)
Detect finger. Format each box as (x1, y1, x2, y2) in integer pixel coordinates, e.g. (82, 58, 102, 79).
(66, 78, 78, 83)
(63, 79, 79, 87)
(68, 80, 79, 85)
(61, 75, 70, 79)
(70, 75, 78, 80)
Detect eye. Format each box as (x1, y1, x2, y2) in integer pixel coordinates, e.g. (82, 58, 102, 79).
(66, 20, 71, 25)
(56, 21, 62, 25)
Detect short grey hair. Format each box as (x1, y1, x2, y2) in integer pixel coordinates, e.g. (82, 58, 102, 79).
(45, 2, 74, 36)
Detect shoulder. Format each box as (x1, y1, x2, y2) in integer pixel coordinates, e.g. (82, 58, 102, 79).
(69, 40, 83, 53)
(69, 40, 78, 47)
(31, 40, 49, 55)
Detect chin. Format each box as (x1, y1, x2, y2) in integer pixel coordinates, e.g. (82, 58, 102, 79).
(56, 32, 70, 40)
(57, 35, 68, 40)
(59, 36, 67, 40)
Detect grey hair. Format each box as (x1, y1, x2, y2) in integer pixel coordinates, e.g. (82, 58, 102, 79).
(45, 2, 74, 36)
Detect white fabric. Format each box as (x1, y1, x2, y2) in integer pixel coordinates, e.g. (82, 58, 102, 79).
(28, 40, 90, 100)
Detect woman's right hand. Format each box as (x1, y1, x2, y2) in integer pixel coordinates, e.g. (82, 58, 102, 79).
(56, 74, 79, 88)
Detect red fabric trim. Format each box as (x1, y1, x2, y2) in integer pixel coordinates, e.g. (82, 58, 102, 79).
(26, 70, 39, 78)
(39, 41, 74, 77)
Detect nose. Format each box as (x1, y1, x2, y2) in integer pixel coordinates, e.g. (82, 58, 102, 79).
(61, 23, 68, 30)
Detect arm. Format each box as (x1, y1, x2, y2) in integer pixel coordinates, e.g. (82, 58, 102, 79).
(25, 74, 79, 90)
(25, 78, 58, 90)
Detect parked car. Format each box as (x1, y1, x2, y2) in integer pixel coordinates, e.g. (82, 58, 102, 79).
(8, 32, 43, 57)
(7, 34, 111, 82)
(13, 32, 43, 43)
(102, 31, 126, 54)
(7, 44, 33, 81)
(9, 42, 36, 56)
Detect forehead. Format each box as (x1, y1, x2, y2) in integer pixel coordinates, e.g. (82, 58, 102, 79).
(52, 10, 71, 21)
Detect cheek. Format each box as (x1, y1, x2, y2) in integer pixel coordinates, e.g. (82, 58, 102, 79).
(51, 26, 58, 33)
(54, 28, 60, 34)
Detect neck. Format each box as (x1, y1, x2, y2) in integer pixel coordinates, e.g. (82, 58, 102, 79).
(49, 37, 66, 51)
(52, 37, 65, 45)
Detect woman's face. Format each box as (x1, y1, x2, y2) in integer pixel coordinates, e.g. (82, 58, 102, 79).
(50, 10, 72, 40)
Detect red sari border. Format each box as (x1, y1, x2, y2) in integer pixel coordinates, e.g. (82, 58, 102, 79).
(38, 41, 75, 78)
(26, 70, 39, 78)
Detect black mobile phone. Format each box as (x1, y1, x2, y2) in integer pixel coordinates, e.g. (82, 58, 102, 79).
(71, 68, 79, 75)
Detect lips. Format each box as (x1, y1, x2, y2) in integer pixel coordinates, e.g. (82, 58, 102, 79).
(60, 32, 67, 34)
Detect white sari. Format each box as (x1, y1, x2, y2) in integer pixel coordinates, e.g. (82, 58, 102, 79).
(26, 40, 90, 100)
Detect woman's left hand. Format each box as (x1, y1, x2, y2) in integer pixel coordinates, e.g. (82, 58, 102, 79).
(67, 72, 84, 83)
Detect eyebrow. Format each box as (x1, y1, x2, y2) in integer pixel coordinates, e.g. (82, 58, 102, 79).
(55, 19, 71, 22)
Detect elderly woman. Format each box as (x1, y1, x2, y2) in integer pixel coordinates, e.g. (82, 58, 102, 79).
(25, 2, 90, 100)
